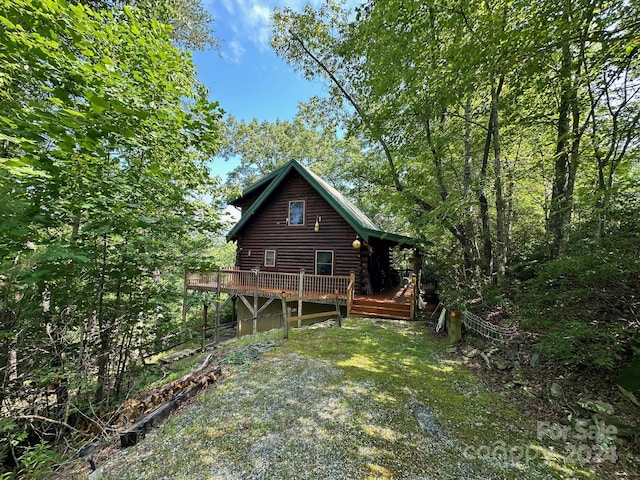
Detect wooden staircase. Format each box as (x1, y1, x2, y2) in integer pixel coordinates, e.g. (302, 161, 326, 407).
(349, 296, 413, 320)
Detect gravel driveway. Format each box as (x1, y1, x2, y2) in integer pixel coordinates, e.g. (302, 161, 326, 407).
(101, 320, 569, 479)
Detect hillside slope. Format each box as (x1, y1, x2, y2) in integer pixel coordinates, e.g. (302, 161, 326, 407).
(88, 319, 636, 479)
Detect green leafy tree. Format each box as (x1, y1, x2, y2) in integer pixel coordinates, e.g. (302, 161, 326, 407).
(78, 0, 218, 50)
(0, 0, 223, 460)
(272, 0, 531, 282)
(272, 0, 639, 285)
(221, 99, 366, 192)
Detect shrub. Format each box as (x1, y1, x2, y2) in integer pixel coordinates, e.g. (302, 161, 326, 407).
(517, 239, 639, 370)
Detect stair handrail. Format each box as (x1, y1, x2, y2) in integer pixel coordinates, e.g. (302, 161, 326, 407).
(409, 273, 417, 320)
(347, 272, 355, 317)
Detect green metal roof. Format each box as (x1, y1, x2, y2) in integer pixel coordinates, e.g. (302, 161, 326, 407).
(226, 160, 416, 246)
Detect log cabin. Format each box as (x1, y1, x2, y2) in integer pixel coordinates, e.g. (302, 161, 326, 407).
(185, 160, 422, 336)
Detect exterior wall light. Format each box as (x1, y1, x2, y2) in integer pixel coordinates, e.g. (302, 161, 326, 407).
(314, 215, 321, 232)
(352, 237, 361, 249)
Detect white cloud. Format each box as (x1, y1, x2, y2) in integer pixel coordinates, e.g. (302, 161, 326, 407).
(220, 0, 236, 14)
(245, 2, 271, 50)
(223, 39, 246, 63)
(212, 0, 363, 61)
(214, 0, 272, 55)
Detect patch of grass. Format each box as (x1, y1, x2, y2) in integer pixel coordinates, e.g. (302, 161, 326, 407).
(126, 329, 285, 396)
(102, 320, 602, 480)
(123, 350, 207, 397)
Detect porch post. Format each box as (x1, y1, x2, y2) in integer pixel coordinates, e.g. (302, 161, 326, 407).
(298, 269, 304, 327)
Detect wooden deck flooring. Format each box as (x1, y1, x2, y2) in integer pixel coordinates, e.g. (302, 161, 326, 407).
(351, 285, 414, 320)
(356, 285, 413, 304)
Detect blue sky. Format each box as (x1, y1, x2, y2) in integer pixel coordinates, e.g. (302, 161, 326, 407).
(193, 0, 329, 178)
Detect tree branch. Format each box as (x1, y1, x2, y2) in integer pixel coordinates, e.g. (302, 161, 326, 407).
(287, 28, 436, 214)
(16, 414, 83, 435)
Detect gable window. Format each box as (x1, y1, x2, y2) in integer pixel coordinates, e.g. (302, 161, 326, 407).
(289, 200, 305, 226)
(315, 250, 334, 276)
(264, 250, 276, 267)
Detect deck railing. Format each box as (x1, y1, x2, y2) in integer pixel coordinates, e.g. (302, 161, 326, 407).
(186, 268, 352, 300)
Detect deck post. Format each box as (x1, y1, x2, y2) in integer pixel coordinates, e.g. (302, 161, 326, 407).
(181, 269, 188, 328)
(215, 270, 221, 343)
(201, 300, 208, 352)
(298, 269, 304, 327)
(281, 292, 289, 340)
(214, 299, 220, 345)
(335, 290, 342, 328)
(234, 296, 240, 339)
(253, 268, 259, 334)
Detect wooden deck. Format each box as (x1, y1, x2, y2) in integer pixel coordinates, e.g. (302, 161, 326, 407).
(186, 269, 353, 305)
(186, 269, 420, 320)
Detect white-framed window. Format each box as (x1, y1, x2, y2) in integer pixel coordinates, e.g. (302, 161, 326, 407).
(264, 250, 276, 267)
(288, 200, 305, 226)
(315, 250, 334, 276)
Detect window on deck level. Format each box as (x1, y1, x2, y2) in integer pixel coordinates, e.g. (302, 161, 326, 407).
(264, 250, 276, 267)
(315, 250, 334, 276)
(288, 200, 305, 226)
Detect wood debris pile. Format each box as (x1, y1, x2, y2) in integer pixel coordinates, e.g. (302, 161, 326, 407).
(117, 353, 222, 447)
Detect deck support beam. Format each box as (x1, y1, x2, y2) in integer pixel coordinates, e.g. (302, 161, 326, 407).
(281, 292, 289, 340)
(214, 271, 221, 343)
(257, 298, 275, 315)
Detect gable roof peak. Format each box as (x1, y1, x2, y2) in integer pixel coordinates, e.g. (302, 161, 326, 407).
(226, 161, 415, 247)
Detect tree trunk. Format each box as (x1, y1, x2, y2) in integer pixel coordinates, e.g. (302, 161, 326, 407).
(95, 234, 110, 404)
(548, 1, 581, 258)
(427, 112, 477, 280)
(491, 76, 506, 281)
(463, 97, 480, 279)
(479, 93, 494, 277)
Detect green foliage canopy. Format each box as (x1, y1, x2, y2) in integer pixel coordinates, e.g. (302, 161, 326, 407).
(0, 0, 224, 461)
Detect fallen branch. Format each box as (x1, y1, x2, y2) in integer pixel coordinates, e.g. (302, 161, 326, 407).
(196, 353, 213, 372)
(16, 414, 83, 435)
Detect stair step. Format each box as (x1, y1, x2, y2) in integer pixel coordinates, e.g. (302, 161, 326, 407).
(350, 303, 412, 320)
(351, 300, 410, 309)
(351, 304, 411, 312)
(350, 310, 411, 320)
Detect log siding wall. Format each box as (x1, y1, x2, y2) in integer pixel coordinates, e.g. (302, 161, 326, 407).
(234, 171, 361, 283)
